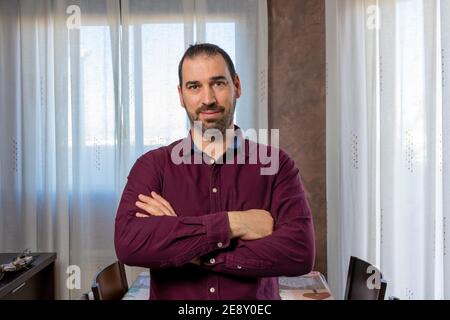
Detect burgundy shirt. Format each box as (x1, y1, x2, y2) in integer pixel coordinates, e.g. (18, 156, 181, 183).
(114, 129, 315, 300)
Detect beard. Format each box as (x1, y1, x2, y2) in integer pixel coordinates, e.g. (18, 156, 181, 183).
(184, 99, 236, 134)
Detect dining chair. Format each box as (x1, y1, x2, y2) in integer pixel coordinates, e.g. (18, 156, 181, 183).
(344, 256, 387, 300)
(91, 261, 129, 300)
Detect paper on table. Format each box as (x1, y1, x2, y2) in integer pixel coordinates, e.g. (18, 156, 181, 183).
(122, 272, 150, 300)
(279, 271, 334, 300)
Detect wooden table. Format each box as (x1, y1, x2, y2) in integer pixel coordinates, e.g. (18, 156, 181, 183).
(123, 270, 333, 300)
(0, 252, 56, 300)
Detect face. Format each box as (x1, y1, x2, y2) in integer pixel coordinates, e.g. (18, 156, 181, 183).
(178, 54, 241, 134)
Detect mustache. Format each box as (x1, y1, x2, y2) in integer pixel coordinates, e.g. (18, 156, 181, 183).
(196, 104, 225, 115)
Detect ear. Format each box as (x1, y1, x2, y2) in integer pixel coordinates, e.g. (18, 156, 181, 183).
(233, 74, 242, 99)
(177, 85, 185, 108)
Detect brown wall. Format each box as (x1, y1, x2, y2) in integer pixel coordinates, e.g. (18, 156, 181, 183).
(268, 0, 326, 275)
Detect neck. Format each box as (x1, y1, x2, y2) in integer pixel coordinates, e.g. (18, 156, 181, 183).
(191, 124, 235, 160)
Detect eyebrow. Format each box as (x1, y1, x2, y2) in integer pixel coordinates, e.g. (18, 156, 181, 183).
(210, 76, 228, 82)
(184, 76, 229, 88)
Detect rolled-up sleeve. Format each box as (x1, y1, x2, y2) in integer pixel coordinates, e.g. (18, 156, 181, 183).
(201, 151, 315, 277)
(114, 155, 231, 269)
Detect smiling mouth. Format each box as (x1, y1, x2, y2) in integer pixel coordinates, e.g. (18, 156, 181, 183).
(199, 110, 222, 119)
(201, 111, 220, 115)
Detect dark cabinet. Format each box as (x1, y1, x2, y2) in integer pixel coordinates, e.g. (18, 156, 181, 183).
(0, 252, 56, 300)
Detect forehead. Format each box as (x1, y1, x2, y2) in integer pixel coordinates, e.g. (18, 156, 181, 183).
(181, 54, 231, 82)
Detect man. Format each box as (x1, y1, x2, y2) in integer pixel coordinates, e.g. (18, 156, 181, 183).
(114, 43, 315, 300)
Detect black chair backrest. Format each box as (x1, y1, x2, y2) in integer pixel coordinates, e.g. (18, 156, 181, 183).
(91, 261, 128, 300)
(344, 256, 387, 300)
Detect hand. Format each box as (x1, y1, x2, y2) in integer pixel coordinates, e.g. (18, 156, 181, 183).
(135, 193, 199, 265)
(228, 209, 274, 240)
(135, 191, 177, 217)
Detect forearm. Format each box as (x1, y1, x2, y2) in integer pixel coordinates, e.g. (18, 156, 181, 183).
(118, 211, 247, 268)
(115, 209, 231, 269)
(167, 210, 264, 268)
(199, 215, 315, 278)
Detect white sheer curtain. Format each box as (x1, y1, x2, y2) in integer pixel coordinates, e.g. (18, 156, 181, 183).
(326, 0, 450, 299)
(0, 0, 267, 299)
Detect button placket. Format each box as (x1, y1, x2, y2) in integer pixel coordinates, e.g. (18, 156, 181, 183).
(210, 165, 221, 212)
(209, 164, 226, 251)
(207, 275, 220, 299)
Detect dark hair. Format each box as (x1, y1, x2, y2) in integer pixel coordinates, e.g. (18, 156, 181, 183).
(178, 43, 236, 88)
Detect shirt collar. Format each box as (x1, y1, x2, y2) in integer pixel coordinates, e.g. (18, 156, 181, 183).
(181, 125, 248, 160)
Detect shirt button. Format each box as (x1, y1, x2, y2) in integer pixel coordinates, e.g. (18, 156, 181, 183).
(209, 258, 216, 264)
(212, 187, 218, 193)
(210, 159, 215, 164)
(237, 265, 242, 269)
(217, 242, 223, 248)
(209, 287, 216, 293)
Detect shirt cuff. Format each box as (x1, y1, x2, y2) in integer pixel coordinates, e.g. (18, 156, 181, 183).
(202, 251, 270, 273)
(202, 211, 231, 251)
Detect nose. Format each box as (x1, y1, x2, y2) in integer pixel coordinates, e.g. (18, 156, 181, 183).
(201, 86, 217, 106)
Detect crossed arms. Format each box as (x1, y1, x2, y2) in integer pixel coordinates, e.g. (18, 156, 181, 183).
(114, 150, 315, 278)
(135, 192, 274, 242)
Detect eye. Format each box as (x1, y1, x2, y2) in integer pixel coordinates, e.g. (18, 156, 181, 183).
(187, 84, 200, 90)
(214, 80, 227, 88)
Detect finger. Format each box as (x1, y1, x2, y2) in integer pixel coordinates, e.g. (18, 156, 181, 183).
(135, 212, 150, 218)
(147, 197, 172, 216)
(135, 201, 165, 216)
(151, 192, 177, 216)
(138, 194, 152, 203)
(143, 192, 174, 216)
(138, 194, 172, 216)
